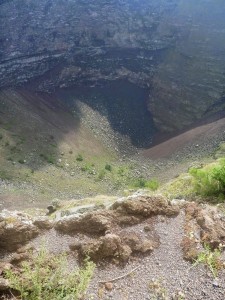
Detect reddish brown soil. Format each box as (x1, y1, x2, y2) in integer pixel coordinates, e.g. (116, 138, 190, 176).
(142, 117, 225, 159)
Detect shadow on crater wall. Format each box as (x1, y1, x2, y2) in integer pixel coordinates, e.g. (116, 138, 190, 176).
(56, 80, 156, 148)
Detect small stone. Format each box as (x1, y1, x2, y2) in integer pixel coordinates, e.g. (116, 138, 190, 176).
(212, 278, 219, 287)
(0, 277, 9, 291)
(144, 225, 151, 232)
(105, 282, 113, 291)
(47, 205, 56, 214)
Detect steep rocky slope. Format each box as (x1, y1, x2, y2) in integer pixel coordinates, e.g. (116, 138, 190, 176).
(0, 87, 225, 210)
(1, 0, 225, 134)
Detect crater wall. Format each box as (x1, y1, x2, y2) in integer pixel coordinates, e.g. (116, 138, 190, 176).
(0, 0, 225, 133)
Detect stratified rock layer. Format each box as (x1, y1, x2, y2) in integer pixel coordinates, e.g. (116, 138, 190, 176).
(1, 0, 225, 132)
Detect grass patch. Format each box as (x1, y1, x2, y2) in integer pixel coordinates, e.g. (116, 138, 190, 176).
(132, 178, 160, 191)
(40, 153, 55, 164)
(76, 154, 84, 162)
(105, 163, 112, 172)
(81, 163, 95, 175)
(96, 169, 106, 181)
(5, 248, 95, 300)
(193, 244, 222, 278)
(0, 170, 12, 180)
(161, 174, 194, 199)
(189, 158, 225, 200)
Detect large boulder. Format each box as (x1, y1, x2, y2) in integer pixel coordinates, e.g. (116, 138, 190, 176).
(69, 231, 156, 262)
(55, 211, 113, 234)
(112, 195, 179, 217)
(0, 210, 39, 252)
(70, 233, 132, 262)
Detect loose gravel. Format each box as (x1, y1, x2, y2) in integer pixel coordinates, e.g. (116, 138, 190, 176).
(31, 210, 225, 299)
(86, 211, 225, 300)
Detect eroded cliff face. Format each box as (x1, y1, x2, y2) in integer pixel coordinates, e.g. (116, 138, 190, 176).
(0, 0, 225, 133)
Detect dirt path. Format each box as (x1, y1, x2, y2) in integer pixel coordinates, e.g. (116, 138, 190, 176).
(30, 211, 225, 300)
(86, 212, 225, 300)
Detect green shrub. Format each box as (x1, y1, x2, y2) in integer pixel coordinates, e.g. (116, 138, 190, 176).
(117, 166, 129, 177)
(0, 170, 12, 180)
(18, 159, 25, 164)
(134, 178, 146, 188)
(81, 163, 95, 175)
(46, 156, 55, 164)
(97, 169, 106, 180)
(105, 163, 112, 172)
(10, 145, 20, 153)
(76, 154, 84, 162)
(193, 244, 222, 278)
(40, 153, 55, 164)
(5, 248, 95, 300)
(189, 158, 225, 198)
(133, 178, 160, 191)
(145, 179, 160, 191)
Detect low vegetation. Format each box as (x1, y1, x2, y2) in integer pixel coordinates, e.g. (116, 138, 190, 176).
(76, 153, 84, 162)
(5, 248, 95, 300)
(189, 158, 225, 200)
(40, 153, 55, 164)
(193, 244, 222, 278)
(133, 178, 160, 191)
(105, 163, 112, 172)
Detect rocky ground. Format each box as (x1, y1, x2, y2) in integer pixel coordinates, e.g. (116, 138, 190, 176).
(0, 194, 225, 299)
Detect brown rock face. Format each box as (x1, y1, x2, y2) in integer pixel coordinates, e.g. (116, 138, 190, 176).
(181, 202, 225, 262)
(0, 220, 39, 251)
(112, 195, 179, 217)
(55, 196, 179, 234)
(123, 232, 155, 253)
(55, 211, 113, 234)
(70, 233, 155, 262)
(62, 195, 175, 262)
(74, 234, 131, 262)
(33, 217, 54, 230)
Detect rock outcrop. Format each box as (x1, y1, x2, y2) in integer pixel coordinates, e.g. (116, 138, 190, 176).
(69, 232, 156, 262)
(181, 202, 225, 262)
(0, 210, 39, 251)
(55, 195, 179, 234)
(1, 0, 225, 132)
